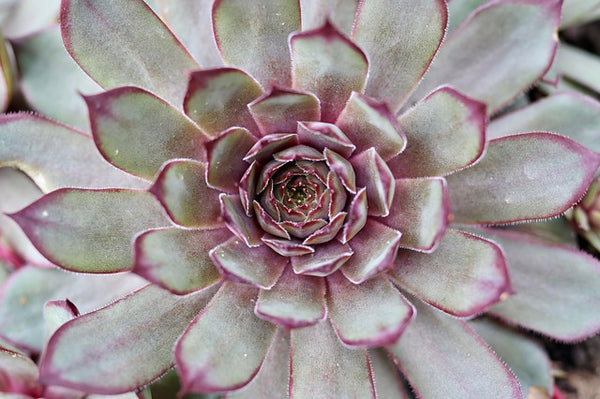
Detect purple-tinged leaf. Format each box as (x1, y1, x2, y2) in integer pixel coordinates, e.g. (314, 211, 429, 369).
(297, 122, 356, 158)
(226, 328, 290, 399)
(239, 162, 259, 216)
(176, 282, 276, 394)
(253, 201, 290, 239)
(0, 266, 145, 352)
(327, 273, 413, 347)
(14, 27, 101, 131)
(0, 347, 42, 397)
(391, 86, 486, 178)
(0, 168, 46, 266)
(554, 42, 600, 94)
(290, 22, 368, 123)
(341, 219, 402, 283)
(488, 92, 600, 153)
(157, 0, 223, 68)
(40, 285, 215, 395)
(387, 296, 522, 399)
(279, 219, 328, 239)
(262, 235, 315, 256)
(369, 349, 411, 399)
(290, 320, 375, 398)
(244, 134, 299, 164)
(248, 88, 320, 136)
(273, 145, 325, 162)
(304, 212, 347, 245)
(379, 177, 448, 252)
(220, 194, 262, 247)
(213, 0, 300, 87)
(336, 92, 407, 160)
(292, 241, 353, 277)
(475, 228, 600, 342)
(184, 69, 263, 136)
(61, 0, 199, 106)
(447, 133, 600, 224)
(42, 300, 78, 347)
(328, 171, 348, 218)
(352, 148, 395, 217)
(411, 0, 561, 114)
(340, 187, 368, 243)
(150, 160, 222, 229)
(134, 228, 228, 295)
(470, 318, 553, 397)
(325, 148, 356, 194)
(300, 0, 359, 34)
(207, 128, 257, 193)
(86, 87, 207, 180)
(389, 229, 511, 318)
(11, 189, 171, 273)
(353, 0, 447, 111)
(0, 114, 146, 191)
(255, 266, 326, 328)
(210, 238, 287, 289)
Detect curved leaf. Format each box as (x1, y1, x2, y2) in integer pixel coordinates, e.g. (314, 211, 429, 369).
(61, 0, 199, 106)
(447, 133, 600, 224)
(10, 189, 171, 273)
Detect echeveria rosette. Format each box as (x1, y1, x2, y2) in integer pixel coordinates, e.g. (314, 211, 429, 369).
(2, 0, 600, 397)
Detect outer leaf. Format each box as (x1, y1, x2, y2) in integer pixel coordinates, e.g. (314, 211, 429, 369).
(61, 0, 199, 106)
(134, 228, 229, 295)
(157, 0, 223, 67)
(184, 69, 263, 137)
(227, 328, 290, 399)
(150, 160, 222, 229)
(299, 0, 359, 34)
(392, 86, 486, 178)
(0, 347, 41, 397)
(291, 22, 368, 123)
(488, 92, 600, 153)
(470, 318, 553, 397)
(220, 194, 263, 247)
(369, 349, 411, 399)
(411, 0, 561, 114)
(389, 229, 511, 317)
(10, 189, 171, 273)
(379, 177, 448, 252)
(477, 228, 600, 341)
(0, 114, 146, 191)
(387, 296, 521, 399)
(0, 266, 145, 352)
(290, 320, 375, 398)
(554, 43, 600, 94)
(213, 0, 300, 87)
(40, 285, 215, 394)
(447, 133, 600, 224)
(561, 0, 600, 27)
(353, 0, 447, 111)
(255, 266, 326, 328)
(14, 27, 101, 131)
(0, 168, 46, 266)
(86, 87, 207, 180)
(176, 282, 277, 394)
(209, 237, 287, 289)
(327, 273, 413, 347)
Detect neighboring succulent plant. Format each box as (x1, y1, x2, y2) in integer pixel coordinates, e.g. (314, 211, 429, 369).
(2, 0, 600, 398)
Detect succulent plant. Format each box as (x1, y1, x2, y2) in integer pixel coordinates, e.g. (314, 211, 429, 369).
(2, 0, 600, 398)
